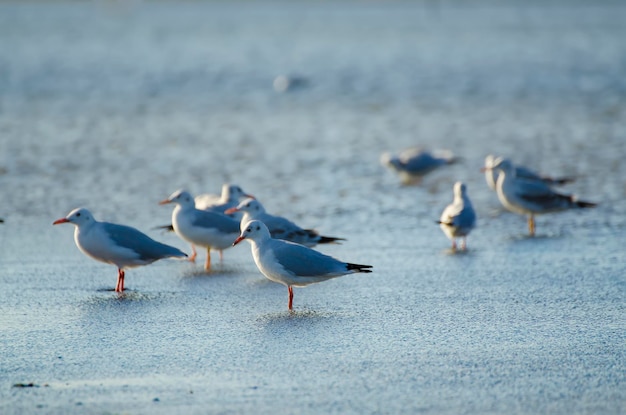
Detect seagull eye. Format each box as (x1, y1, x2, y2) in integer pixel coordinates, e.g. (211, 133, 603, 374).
(76, 212, 81, 217)
(256, 226, 260, 230)
(246, 228, 251, 233)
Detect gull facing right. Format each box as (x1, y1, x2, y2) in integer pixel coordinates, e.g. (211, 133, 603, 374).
(487, 158, 596, 236)
(233, 220, 372, 310)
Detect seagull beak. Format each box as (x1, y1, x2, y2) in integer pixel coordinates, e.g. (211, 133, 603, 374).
(232, 235, 246, 246)
(158, 199, 171, 205)
(224, 207, 239, 215)
(244, 193, 255, 200)
(53, 218, 69, 225)
(480, 167, 490, 172)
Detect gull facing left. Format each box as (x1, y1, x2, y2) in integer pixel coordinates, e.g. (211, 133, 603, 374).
(438, 181, 476, 250)
(160, 190, 241, 271)
(53, 208, 187, 292)
(233, 220, 372, 310)
(488, 158, 596, 236)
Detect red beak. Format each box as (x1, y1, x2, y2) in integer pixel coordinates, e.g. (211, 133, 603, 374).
(53, 218, 69, 225)
(480, 167, 490, 172)
(158, 199, 171, 205)
(232, 235, 246, 246)
(244, 193, 255, 200)
(224, 207, 239, 215)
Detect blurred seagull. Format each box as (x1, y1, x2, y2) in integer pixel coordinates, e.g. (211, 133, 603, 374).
(486, 158, 596, 236)
(225, 198, 345, 247)
(381, 147, 459, 185)
(484, 154, 575, 191)
(233, 220, 372, 310)
(438, 182, 476, 250)
(155, 183, 253, 232)
(159, 190, 241, 271)
(53, 208, 187, 292)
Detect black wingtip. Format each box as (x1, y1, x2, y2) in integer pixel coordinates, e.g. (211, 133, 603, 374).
(153, 224, 175, 232)
(318, 236, 347, 244)
(575, 200, 597, 208)
(346, 263, 373, 273)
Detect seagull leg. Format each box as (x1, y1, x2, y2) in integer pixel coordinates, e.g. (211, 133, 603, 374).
(189, 245, 197, 262)
(116, 269, 125, 292)
(528, 215, 536, 236)
(451, 239, 457, 250)
(218, 249, 224, 262)
(204, 248, 211, 271)
(461, 237, 467, 251)
(288, 286, 294, 310)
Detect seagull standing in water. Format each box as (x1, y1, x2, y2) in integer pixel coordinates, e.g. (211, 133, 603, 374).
(381, 147, 458, 185)
(483, 154, 575, 191)
(233, 220, 372, 310)
(486, 158, 596, 236)
(159, 190, 241, 271)
(53, 208, 187, 292)
(225, 198, 345, 247)
(438, 182, 476, 250)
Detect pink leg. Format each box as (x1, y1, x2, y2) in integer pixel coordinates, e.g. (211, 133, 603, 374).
(461, 237, 467, 251)
(218, 250, 224, 262)
(451, 239, 457, 250)
(288, 286, 294, 310)
(189, 245, 197, 262)
(204, 247, 211, 271)
(116, 269, 125, 292)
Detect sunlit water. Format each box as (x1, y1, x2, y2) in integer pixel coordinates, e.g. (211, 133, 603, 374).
(1, 1, 625, 414)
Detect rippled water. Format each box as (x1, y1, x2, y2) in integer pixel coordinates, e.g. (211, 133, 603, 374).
(1, 1, 625, 414)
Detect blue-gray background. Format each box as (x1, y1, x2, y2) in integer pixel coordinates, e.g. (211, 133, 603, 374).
(0, 1, 625, 414)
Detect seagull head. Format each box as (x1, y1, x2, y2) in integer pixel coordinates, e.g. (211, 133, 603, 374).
(223, 184, 254, 203)
(453, 181, 468, 198)
(225, 198, 263, 215)
(159, 189, 194, 207)
(491, 157, 514, 174)
(232, 220, 270, 246)
(53, 207, 94, 227)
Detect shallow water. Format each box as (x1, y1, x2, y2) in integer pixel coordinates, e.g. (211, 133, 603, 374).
(1, 1, 625, 414)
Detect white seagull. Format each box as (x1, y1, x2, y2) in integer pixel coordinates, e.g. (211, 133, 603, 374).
(194, 183, 255, 216)
(484, 154, 575, 191)
(159, 189, 241, 271)
(155, 184, 254, 233)
(53, 208, 187, 292)
(438, 182, 476, 250)
(233, 220, 372, 310)
(381, 147, 458, 185)
(225, 198, 345, 247)
(487, 158, 596, 235)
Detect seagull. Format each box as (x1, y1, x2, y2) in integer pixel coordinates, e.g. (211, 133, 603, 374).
(159, 189, 241, 271)
(53, 208, 187, 292)
(233, 220, 372, 310)
(487, 158, 596, 236)
(155, 184, 253, 233)
(381, 147, 458, 185)
(484, 154, 575, 191)
(194, 183, 255, 216)
(225, 198, 345, 247)
(438, 182, 476, 250)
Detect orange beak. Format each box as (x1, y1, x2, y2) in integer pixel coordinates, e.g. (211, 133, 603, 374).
(224, 207, 239, 215)
(243, 193, 255, 200)
(480, 167, 490, 172)
(53, 218, 69, 225)
(232, 235, 246, 246)
(158, 199, 171, 205)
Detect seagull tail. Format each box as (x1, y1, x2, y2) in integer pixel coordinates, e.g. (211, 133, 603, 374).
(317, 235, 346, 244)
(574, 199, 597, 209)
(153, 224, 175, 232)
(346, 263, 373, 273)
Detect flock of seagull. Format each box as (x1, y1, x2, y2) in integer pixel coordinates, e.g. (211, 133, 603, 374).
(381, 147, 596, 250)
(52, 148, 596, 310)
